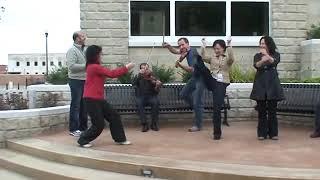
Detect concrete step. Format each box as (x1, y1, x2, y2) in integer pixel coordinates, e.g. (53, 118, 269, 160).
(6, 138, 320, 180)
(0, 149, 162, 180)
(0, 168, 33, 180)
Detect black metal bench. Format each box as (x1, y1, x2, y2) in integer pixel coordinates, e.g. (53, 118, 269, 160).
(105, 84, 231, 125)
(277, 83, 320, 115)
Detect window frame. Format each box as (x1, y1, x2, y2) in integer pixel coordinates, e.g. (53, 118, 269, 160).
(129, 0, 270, 47)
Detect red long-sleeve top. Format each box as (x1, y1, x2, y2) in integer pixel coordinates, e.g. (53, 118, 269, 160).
(83, 64, 128, 100)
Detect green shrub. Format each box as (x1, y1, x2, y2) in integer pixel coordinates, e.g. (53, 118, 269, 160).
(0, 93, 28, 110)
(281, 77, 320, 83)
(230, 64, 255, 83)
(47, 66, 68, 85)
(307, 23, 320, 40)
(151, 64, 175, 83)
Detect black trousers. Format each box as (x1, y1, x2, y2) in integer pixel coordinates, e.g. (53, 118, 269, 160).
(256, 100, 278, 138)
(212, 82, 228, 136)
(78, 98, 127, 145)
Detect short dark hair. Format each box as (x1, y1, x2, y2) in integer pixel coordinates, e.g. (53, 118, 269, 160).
(72, 32, 79, 41)
(260, 36, 277, 55)
(213, 39, 226, 51)
(85, 45, 102, 67)
(139, 63, 148, 69)
(177, 37, 189, 44)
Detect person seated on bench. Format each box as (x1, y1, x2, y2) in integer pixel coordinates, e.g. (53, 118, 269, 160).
(132, 63, 162, 132)
(310, 102, 320, 138)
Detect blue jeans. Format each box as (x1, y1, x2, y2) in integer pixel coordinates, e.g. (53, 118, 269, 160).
(68, 79, 88, 132)
(136, 95, 159, 125)
(180, 76, 205, 128)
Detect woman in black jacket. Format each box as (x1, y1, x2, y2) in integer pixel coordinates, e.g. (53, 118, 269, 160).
(250, 36, 284, 140)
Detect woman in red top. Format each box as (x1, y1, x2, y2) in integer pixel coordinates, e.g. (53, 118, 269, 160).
(77, 45, 135, 148)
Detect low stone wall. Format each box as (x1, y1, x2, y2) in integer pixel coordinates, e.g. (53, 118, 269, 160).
(0, 105, 69, 148)
(27, 83, 258, 121)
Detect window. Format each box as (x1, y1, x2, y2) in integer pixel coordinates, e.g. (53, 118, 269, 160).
(130, 1, 170, 36)
(129, 0, 270, 46)
(42, 61, 46, 66)
(26, 62, 30, 66)
(231, 2, 269, 36)
(26, 72, 29, 75)
(175, 2, 226, 36)
(16, 62, 20, 66)
(35, 72, 38, 74)
(34, 61, 38, 66)
(42, 72, 45, 75)
(50, 61, 54, 66)
(58, 61, 62, 67)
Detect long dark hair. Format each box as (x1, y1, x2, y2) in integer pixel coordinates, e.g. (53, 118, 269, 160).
(85, 45, 102, 67)
(260, 36, 277, 55)
(212, 39, 227, 52)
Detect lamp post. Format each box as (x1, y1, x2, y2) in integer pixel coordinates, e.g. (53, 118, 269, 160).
(45, 31, 48, 76)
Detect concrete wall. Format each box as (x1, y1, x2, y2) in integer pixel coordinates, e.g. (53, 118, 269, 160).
(307, 0, 320, 27)
(0, 105, 69, 148)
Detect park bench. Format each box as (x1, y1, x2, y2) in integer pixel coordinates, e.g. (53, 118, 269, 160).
(105, 83, 231, 125)
(277, 83, 320, 115)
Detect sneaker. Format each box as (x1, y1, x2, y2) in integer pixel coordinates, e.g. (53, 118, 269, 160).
(258, 137, 265, 141)
(80, 143, 92, 148)
(188, 126, 201, 132)
(116, 141, 132, 145)
(271, 136, 279, 140)
(69, 130, 82, 137)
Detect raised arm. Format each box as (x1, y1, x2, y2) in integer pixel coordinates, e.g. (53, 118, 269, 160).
(226, 47, 235, 65)
(162, 42, 180, 54)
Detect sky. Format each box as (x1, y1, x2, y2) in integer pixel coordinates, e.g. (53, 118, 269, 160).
(0, 0, 80, 65)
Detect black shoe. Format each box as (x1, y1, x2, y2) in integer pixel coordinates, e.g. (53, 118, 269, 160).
(141, 124, 149, 132)
(151, 122, 159, 131)
(213, 135, 221, 140)
(310, 131, 320, 138)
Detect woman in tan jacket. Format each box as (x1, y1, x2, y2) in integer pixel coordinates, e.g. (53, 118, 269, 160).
(198, 38, 235, 140)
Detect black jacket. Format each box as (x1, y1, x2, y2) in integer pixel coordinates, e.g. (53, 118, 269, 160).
(132, 74, 159, 97)
(250, 52, 284, 101)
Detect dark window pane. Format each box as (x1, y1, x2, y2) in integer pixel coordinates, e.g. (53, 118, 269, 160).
(50, 61, 54, 66)
(16, 62, 20, 66)
(26, 62, 30, 66)
(231, 2, 269, 36)
(176, 2, 226, 36)
(42, 61, 46, 66)
(34, 61, 38, 66)
(131, 1, 170, 36)
(58, 61, 62, 67)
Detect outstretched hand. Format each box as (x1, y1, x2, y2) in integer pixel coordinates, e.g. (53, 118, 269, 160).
(125, 62, 135, 70)
(162, 42, 170, 48)
(201, 38, 207, 47)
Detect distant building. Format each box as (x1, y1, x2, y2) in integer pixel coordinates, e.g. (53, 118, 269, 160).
(8, 53, 66, 75)
(0, 74, 45, 90)
(0, 65, 7, 74)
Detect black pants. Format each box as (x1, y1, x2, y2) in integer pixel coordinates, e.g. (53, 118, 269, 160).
(136, 95, 159, 125)
(78, 98, 127, 145)
(314, 102, 320, 133)
(212, 82, 228, 136)
(256, 100, 278, 138)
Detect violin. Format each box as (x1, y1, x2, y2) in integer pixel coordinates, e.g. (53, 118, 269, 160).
(141, 69, 162, 92)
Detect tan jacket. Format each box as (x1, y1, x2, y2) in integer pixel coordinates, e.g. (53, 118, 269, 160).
(200, 46, 235, 84)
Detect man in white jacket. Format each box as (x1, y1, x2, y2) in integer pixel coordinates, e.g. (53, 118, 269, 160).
(66, 31, 88, 137)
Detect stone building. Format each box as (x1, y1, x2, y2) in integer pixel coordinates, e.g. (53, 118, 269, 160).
(80, 0, 320, 80)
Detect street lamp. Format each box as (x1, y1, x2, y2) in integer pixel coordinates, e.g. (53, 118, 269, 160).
(45, 31, 48, 76)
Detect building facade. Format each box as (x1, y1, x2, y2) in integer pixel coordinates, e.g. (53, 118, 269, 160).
(8, 53, 66, 75)
(0, 65, 7, 74)
(80, 0, 319, 80)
